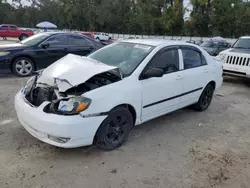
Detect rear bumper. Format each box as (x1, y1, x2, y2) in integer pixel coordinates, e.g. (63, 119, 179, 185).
(223, 70, 250, 78)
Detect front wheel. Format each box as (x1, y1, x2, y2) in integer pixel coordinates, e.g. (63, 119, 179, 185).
(95, 107, 134, 150)
(192, 84, 214, 111)
(12, 57, 35, 77)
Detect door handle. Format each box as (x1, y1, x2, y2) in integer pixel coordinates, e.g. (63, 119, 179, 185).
(176, 75, 183, 80)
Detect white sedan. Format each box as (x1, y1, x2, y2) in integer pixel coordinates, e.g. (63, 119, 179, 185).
(15, 40, 223, 150)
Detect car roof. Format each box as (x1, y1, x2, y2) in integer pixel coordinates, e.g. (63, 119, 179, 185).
(240, 36, 250, 39)
(119, 39, 192, 47)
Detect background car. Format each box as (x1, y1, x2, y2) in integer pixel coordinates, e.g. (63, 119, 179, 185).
(0, 24, 34, 41)
(93, 32, 112, 41)
(0, 32, 103, 76)
(186, 40, 203, 45)
(200, 40, 231, 56)
(73, 31, 95, 40)
(217, 36, 250, 78)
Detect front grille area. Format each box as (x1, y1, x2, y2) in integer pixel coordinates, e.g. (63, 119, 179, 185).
(225, 55, 250, 66)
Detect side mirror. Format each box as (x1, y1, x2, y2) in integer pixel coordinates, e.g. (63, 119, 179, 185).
(41, 42, 50, 49)
(143, 68, 164, 79)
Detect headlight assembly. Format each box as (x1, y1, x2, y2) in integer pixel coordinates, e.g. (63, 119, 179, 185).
(0, 52, 10, 56)
(218, 53, 226, 62)
(48, 96, 91, 115)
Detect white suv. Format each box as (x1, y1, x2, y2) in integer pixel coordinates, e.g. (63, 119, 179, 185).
(93, 32, 112, 41)
(217, 36, 250, 77)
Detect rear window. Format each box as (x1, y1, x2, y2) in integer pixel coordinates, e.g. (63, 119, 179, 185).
(0, 26, 8, 30)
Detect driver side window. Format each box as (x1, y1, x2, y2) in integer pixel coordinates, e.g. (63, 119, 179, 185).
(148, 48, 179, 74)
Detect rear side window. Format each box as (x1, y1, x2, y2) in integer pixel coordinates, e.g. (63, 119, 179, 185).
(70, 35, 87, 46)
(148, 48, 179, 74)
(182, 49, 207, 69)
(10, 26, 17, 30)
(0, 26, 8, 30)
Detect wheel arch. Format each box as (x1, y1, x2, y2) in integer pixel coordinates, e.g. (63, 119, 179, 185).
(108, 104, 137, 125)
(208, 80, 216, 90)
(10, 55, 37, 72)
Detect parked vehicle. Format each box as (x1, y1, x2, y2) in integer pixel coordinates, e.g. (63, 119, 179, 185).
(15, 40, 223, 150)
(93, 32, 112, 41)
(74, 31, 95, 40)
(186, 40, 203, 45)
(0, 32, 103, 76)
(200, 40, 231, 56)
(0, 24, 34, 41)
(217, 36, 250, 78)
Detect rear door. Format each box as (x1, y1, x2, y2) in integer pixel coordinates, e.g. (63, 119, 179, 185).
(179, 46, 210, 106)
(69, 35, 95, 56)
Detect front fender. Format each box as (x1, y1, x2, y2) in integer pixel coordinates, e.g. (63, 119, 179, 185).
(80, 76, 142, 123)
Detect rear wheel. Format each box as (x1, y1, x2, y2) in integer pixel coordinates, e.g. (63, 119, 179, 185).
(95, 107, 134, 150)
(19, 34, 28, 41)
(192, 84, 214, 111)
(12, 57, 34, 77)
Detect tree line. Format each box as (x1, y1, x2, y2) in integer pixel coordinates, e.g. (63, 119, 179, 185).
(0, 0, 250, 38)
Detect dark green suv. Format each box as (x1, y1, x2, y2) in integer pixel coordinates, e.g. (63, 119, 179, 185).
(200, 40, 231, 56)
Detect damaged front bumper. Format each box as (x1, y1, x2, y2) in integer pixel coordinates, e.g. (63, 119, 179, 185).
(15, 90, 107, 148)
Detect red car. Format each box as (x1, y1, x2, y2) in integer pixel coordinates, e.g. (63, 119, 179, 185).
(0, 24, 34, 41)
(74, 31, 95, 40)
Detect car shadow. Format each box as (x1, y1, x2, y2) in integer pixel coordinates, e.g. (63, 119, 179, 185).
(0, 70, 16, 78)
(223, 76, 250, 87)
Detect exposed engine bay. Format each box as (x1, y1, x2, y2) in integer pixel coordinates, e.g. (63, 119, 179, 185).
(24, 69, 122, 115)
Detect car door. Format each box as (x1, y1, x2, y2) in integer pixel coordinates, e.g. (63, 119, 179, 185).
(9, 26, 18, 38)
(0, 25, 9, 37)
(179, 46, 209, 106)
(69, 35, 95, 56)
(140, 47, 184, 122)
(34, 34, 70, 69)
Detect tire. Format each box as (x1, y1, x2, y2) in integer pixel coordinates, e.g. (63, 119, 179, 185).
(108, 37, 112, 41)
(12, 57, 35, 77)
(95, 107, 134, 150)
(96, 37, 100, 42)
(192, 83, 214, 111)
(19, 34, 28, 41)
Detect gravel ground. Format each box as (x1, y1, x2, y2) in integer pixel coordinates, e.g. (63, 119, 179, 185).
(1, 40, 250, 188)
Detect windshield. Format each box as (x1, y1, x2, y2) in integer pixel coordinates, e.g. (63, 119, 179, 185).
(88, 42, 154, 76)
(232, 38, 250, 49)
(20, 33, 51, 45)
(200, 41, 218, 48)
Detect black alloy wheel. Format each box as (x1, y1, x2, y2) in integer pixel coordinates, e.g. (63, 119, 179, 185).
(95, 107, 134, 150)
(193, 84, 214, 111)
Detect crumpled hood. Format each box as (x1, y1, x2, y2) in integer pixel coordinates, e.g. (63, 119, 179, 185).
(37, 54, 118, 92)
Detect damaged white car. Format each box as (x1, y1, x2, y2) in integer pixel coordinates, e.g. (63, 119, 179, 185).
(15, 40, 223, 150)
